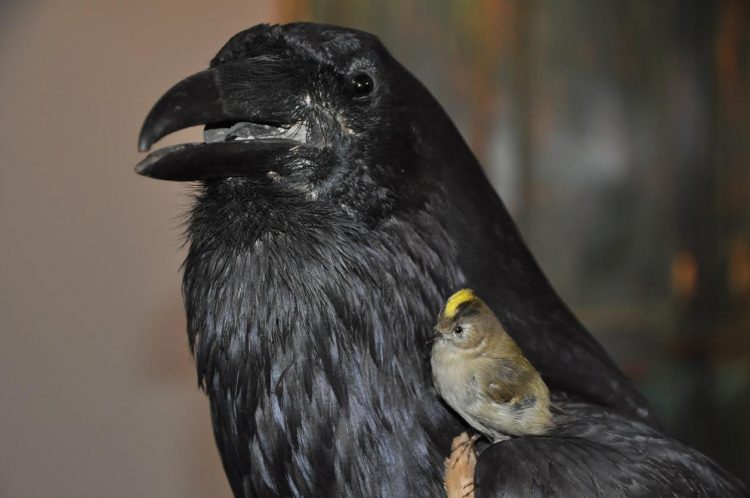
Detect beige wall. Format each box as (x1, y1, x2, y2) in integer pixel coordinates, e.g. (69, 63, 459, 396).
(0, 2, 276, 496)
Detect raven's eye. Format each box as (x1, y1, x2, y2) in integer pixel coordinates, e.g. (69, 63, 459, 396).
(350, 73, 374, 97)
(453, 325, 463, 335)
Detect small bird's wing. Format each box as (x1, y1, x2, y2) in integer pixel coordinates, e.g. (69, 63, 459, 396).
(478, 357, 536, 405)
(474, 402, 749, 498)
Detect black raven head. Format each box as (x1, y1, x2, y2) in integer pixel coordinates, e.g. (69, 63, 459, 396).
(138, 23, 465, 226)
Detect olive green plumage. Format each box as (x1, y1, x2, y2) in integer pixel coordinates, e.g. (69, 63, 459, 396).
(431, 289, 553, 442)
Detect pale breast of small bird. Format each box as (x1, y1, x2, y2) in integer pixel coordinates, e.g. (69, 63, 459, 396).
(431, 340, 551, 442)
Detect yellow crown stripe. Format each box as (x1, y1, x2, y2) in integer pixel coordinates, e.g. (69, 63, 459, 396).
(444, 288, 476, 318)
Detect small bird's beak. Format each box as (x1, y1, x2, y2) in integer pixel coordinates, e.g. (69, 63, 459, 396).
(136, 55, 319, 181)
(428, 327, 443, 344)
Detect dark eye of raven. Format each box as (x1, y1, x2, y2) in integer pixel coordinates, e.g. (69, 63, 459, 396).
(350, 73, 374, 97)
(453, 325, 463, 335)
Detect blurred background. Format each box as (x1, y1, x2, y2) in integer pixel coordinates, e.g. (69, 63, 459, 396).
(1, 0, 748, 496)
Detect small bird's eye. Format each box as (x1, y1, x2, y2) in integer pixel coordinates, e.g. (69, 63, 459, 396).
(453, 325, 463, 335)
(350, 73, 374, 97)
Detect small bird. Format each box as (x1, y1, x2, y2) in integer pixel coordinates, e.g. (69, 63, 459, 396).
(432, 289, 553, 442)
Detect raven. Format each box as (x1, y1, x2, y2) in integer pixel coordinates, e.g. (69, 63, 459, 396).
(137, 23, 747, 497)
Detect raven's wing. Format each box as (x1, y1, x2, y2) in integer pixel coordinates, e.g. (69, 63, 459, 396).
(474, 401, 749, 497)
(453, 189, 659, 427)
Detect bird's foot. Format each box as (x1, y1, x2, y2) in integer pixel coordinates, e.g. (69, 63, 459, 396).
(444, 432, 478, 498)
(448, 432, 481, 468)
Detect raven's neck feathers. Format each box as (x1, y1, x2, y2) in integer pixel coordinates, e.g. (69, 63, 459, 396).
(183, 193, 464, 497)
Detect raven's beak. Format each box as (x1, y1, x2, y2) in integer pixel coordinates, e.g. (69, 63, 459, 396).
(136, 58, 317, 181)
(138, 68, 232, 153)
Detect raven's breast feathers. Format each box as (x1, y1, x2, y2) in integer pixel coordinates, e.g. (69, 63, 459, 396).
(184, 195, 465, 497)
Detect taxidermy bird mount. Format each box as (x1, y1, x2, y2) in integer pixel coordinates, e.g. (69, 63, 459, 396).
(136, 22, 748, 497)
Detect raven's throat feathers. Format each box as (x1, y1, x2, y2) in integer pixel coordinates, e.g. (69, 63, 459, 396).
(183, 196, 466, 497)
